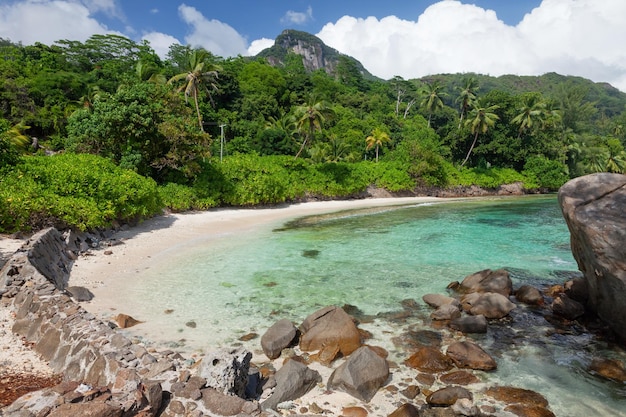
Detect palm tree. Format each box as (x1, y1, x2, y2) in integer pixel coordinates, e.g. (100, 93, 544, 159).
(136, 61, 166, 85)
(365, 127, 391, 162)
(511, 93, 546, 139)
(167, 49, 220, 132)
(456, 77, 479, 129)
(294, 97, 332, 159)
(461, 104, 500, 167)
(420, 81, 447, 128)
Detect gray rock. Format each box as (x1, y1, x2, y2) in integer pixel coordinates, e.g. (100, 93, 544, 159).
(559, 173, 626, 342)
(515, 285, 543, 305)
(198, 347, 251, 398)
(261, 318, 297, 359)
(459, 268, 513, 296)
(422, 293, 459, 308)
(261, 359, 321, 410)
(449, 314, 488, 333)
(66, 286, 94, 302)
(430, 303, 461, 321)
(461, 292, 516, 319)
(327, 346, 389, 402)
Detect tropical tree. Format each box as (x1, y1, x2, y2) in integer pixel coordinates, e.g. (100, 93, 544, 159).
(366, 127, 391, 162)
(294, 96, 333, 159)
(136, 61, 166, 85)
(420, 81, 447, 128)
(167, 49, 220, 132)
(511, 93, 547, 139)
(461, 104, 500, 166)
(456, 77, 479, 129)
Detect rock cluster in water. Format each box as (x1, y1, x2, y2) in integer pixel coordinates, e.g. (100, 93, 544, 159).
(2, 189, 626, 417)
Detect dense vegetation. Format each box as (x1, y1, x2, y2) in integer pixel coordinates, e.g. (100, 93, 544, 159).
(1, 34, 625, 232)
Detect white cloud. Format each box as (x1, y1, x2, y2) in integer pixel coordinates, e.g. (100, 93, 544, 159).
(81, 0, 122, 19)
(316, 0, 626, 92)
(142, 32, 180, 59)
(178, 4, 248, 57)
(282, 6, 313, 25)
(248, 38, 274, 56)
(0, 0, 119, 45)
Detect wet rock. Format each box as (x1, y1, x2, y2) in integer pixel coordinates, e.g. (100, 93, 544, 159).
(400, 385, 421, 399)
(388, 403, 420, 417)
(66, 286, 94, 302)
(589, 358, 626, 382)
(452, 398, 479, 416)
(261, 318, 298, 359)
(198, 347, 251, 398)
(504, 404, 556, 417)
(515, 285, 543, 306)
(422, 294, 460, 308)
(405, 347, 453, 373)
(299, 305, 361, 360)
(439, 370, 480, 385)
(449, 315, 488, 334)
(445, 341, 497, 371)
(459, 268, 513, 296)
(261, 359, 321, 410)
(461, 292, 516, 319)
(551, 294, 585, 320)
(113, 313, 143, 329)
(564, 277, 588, 303)
(484, 386, 549, 408)
(430, 304, 461, 321)
(393, 328, 443, 350)
(328, 346, 389, 402)
(426, 386, 472, 407)
(559, 173, 626, 342)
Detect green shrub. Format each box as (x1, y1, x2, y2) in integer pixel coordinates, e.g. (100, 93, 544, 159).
(158, 183, 217, 212)
(522, 156, 569, 190)
(0, 153, 162, 232)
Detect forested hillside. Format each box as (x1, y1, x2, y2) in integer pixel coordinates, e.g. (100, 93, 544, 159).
(1, 33, 625, 232)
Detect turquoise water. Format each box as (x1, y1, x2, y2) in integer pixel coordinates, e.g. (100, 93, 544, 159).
(114, 195, 625, 416)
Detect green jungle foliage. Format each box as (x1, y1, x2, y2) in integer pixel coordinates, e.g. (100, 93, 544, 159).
(1, 33, 626, 232)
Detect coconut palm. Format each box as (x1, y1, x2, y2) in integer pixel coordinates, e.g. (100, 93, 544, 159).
(511, 93, 547, 139)
(420, 81, 447, 128)
(293, 97, 332, 159)
(456, 77, 479, 129)
(461, 104, 500, 167)
(167, 49, 220, 132)
(365, 127, 391, 162)
(136, 61, 166, 85)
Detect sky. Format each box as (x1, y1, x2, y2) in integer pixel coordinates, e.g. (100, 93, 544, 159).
(1, 0, 626, 92)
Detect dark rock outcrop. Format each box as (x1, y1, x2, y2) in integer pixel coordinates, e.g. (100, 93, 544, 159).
(559, 173, 626, 342)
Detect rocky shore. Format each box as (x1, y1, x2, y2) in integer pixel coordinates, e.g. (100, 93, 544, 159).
(1, 176, 626, 416)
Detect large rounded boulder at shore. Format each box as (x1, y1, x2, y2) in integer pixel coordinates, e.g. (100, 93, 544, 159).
(299, 306, 361, 359)
(558, 173, 626, 342)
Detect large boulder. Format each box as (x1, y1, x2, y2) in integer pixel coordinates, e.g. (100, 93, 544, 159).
(405, 347, 453, 373)
(327, 346, 390, 402)
(461, 292, 516, 319)
(558, 173, 626, 342)
(299, 306, 361, 359)
(261, 359, 321, 410)
(459, 269, 513, 296)
(445, 341, 497, 371)
(449, 315, 488, 334)
(261, 318, 298, 359)
(198, 347, 251, 398)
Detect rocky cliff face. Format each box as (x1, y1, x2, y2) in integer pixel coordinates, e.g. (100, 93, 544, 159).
(558, 173, 626, 343)
(257, 29, 373, 78)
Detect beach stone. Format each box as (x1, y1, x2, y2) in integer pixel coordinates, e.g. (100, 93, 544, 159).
(515, 285, 543, 305)
(504, 404, 556, 417)
(46, 402, 123, 417)
(558, 173, 626, 342)
(422, 294, 460, 308)
(327, 346, 390, 402)
(341, 406, 368, 417)
(198, 347, 251, 398)
(551, 294, 585, 320)
(461, 292, 516, 319)
(388, 403, 420, 417)
(452, 398, 479, 416)
(589, 358, 626, 382)
(449, 315, 488, 333)
(261, 359, 321, 410)
(26, 228, 72, 291)
(439, 370, 480, 385)
(113, 313, 143, 329)
(66, 286, 95, 302)
(564, 277, 588, 303)
(445, 341, 497, 371)
(261, 318, 298, 359)
(201, 388, 260, 416)
(430, 304, 461, 321)
(426, 386, 472, 407)
(393, 328, 443, 350)
(459, 268, 513, 296)
(405, 347, 453, 373)
(484, 386, 549, 408)
(299, 305, 361, 358)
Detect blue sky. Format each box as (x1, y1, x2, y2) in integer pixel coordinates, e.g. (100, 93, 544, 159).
(1, 1, 625, 91)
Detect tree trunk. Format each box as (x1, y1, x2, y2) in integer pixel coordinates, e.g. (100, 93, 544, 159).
(461, 132, 479, 167)
(193, 88, 204, 132)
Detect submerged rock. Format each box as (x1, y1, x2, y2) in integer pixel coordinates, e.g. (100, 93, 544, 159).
(445, 341, 497, 371)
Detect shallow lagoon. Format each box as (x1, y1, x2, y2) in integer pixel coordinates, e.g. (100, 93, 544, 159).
(114, 196, 625, 416)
